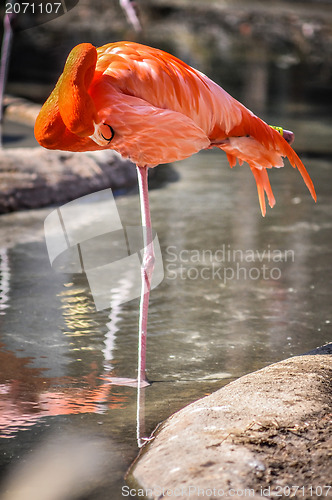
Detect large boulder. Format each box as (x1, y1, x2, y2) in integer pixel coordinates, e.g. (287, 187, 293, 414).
(128, 350, 332, 499)
(0, 148, 137, 213)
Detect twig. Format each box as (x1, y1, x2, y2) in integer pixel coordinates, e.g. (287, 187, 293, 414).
(0, 2, 15, 148)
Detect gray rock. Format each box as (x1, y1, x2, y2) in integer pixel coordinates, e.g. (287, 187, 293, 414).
(303, 342, 332, 355)
(128, 354, 332, 499)
(0, 148, 137, 213)
(3, 95, 41, 126)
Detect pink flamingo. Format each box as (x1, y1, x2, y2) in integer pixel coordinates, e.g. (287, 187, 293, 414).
(34, 41, 316, 387)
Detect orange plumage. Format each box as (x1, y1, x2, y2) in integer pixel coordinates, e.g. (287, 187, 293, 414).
(35, 41, 316, 216)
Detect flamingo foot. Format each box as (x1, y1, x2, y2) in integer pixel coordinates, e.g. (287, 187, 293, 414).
(106, 376, 151, 388)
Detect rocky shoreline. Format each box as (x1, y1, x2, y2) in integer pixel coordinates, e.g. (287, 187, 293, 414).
(128, 346, 332, 499)
(0, 147, 138, 214)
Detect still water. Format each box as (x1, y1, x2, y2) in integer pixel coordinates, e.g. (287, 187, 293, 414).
(0, 110, 332, 498)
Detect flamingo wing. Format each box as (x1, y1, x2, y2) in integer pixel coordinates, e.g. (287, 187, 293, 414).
(88, 77, 210, 167)
(93, 41, 242, 137)
(35, 42, 210, 163)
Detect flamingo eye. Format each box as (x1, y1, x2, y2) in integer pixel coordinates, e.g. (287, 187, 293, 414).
(100, 123, 115, 143)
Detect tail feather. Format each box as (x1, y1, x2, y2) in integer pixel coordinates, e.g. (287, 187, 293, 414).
(216, 111, 316, 215)
(250, 166, 276, 217)
(226, 153, 237, 168)
(277, 136, 317, 203)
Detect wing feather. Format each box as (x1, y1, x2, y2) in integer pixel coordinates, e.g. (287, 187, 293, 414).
(95, 42, 242, 136)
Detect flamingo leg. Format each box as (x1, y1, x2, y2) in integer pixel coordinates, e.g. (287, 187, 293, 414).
(136, 166, 155, 387)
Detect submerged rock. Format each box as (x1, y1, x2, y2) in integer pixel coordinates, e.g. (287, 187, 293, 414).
(0, 148, 137, 213)
(128, 349, 332, 499)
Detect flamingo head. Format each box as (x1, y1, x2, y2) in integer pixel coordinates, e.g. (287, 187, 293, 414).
(34, 43, 104, 152)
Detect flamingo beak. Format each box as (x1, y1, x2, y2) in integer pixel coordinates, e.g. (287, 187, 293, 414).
(282, 129, 294, 145)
